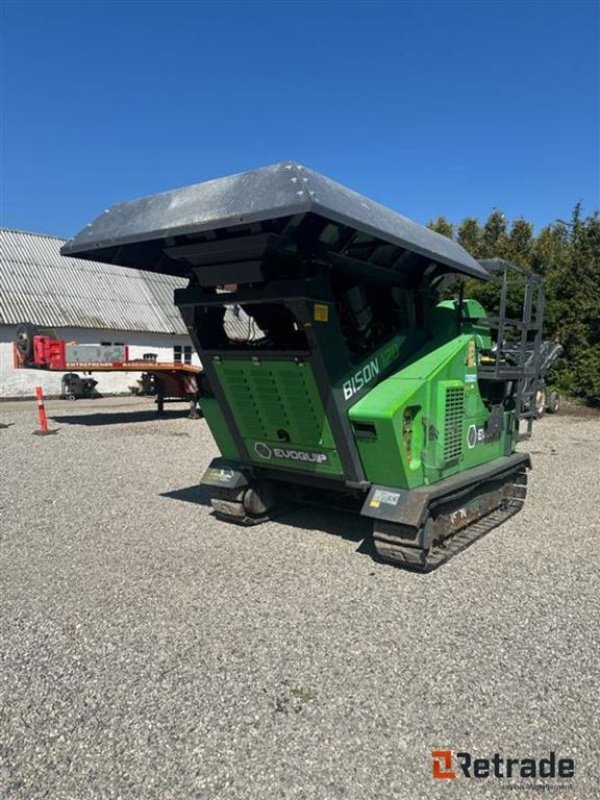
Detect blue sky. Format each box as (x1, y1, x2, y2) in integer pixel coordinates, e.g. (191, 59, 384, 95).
(1, 0, 598, 238)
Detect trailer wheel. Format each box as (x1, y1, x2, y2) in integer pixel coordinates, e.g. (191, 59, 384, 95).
(154, 378, 165, 415)
(15, 322, 37, 357)
(546, 391, 559, 414)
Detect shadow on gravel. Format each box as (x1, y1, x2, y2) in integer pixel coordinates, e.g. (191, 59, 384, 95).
(163, 484, 383, 561)
(276, 504, 384, 561)
(161, 484, 213, 506)
(49, 410, 191, 426)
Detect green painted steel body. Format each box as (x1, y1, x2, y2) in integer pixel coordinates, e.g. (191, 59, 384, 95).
(349, 334, 507, 489)
(202, 297, 516, 492)
(213, 358, 343, 476)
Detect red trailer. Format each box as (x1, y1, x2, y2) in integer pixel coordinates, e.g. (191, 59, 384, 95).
(13, 323, 201, 416)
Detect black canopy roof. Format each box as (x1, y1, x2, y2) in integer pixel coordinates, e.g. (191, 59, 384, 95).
(62, 162, 490, 282)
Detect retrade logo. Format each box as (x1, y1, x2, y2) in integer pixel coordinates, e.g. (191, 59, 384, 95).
(432, 750, 456, 779)
(431, 750, 575, 781)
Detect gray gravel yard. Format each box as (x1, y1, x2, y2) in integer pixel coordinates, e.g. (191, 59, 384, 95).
(1, 396, 599, 800)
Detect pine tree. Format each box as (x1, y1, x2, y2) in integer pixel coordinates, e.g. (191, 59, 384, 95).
(456, 218, 483, 256)
(427, 216, 454, 239)
(426, 203, 600, 405)
(546, 206, 600, 405)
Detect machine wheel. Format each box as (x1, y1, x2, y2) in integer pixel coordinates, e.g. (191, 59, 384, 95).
(243, 481, 278, 516)
(546, 391, 559, 413)
(15, 322, 37, 358)
(211, 481, 279, 525)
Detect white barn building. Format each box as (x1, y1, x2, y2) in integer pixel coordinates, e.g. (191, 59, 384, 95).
(0, 228, 200, 399)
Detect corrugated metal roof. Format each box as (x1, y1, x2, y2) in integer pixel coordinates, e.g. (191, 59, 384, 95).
(0, 228, 188, 334)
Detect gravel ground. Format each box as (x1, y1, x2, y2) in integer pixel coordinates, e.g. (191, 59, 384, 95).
(1, 397, 599, 800)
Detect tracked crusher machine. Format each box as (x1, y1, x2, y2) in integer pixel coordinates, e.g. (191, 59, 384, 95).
(63, 163, 545, 571)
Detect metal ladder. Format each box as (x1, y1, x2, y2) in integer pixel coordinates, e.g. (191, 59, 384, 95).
(476, 259, 544, 440)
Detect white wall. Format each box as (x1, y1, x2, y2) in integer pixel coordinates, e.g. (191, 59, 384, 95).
(0, 325, 201, 399)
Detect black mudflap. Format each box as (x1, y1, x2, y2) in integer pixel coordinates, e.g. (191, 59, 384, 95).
(372, 460, 529, 572)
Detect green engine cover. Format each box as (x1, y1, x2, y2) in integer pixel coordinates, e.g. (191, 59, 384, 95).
(349, 334, 510, 489)
(212, 358, 344, 476)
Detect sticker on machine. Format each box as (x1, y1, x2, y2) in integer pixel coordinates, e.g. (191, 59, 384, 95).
(467, 424, 485, 448)
(206, 467, 235, 483)
(371, 489, 401, 506)
(254, 442, 329, 465)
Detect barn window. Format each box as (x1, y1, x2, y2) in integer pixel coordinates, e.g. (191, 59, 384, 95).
(174, 345, 192, 364)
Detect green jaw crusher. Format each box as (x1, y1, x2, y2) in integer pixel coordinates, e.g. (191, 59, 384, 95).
(64, 163, 545, 571)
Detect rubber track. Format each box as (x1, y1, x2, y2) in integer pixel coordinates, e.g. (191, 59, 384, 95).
(373, 499, 524, 572)
(211, 496, 294, 527)
(211, 497, 270, 526)
(210, 472, 527, 572)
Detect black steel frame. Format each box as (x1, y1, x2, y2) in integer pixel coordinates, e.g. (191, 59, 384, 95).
(474, 262, 544, 440)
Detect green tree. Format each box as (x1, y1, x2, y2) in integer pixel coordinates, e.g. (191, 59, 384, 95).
(531, 222, 569, 278)
(427, 216, 454, 239)
(481, 210, 508, 257)
(456, 217, 482, 256)
(545, 206, 600, 405)
(504, 219, 534, 267)
(427, 203, 600, 405)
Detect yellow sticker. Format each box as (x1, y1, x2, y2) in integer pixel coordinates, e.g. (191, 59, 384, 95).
(314, 304, 329, 322)
(369, 500, 380, 508)
(467, 339, 476, 368)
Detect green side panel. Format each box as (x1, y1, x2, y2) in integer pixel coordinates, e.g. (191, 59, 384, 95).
(333, 331, 427, 401)
(349, 334, 509, 490)
(432, 299, 492, 350)
(213, 359, 343, 476)
(201, 396, 241, 460)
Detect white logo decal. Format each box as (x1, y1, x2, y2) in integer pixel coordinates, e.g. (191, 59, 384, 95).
(343, 359, 380, 401)
(255, 442, 272, 458)
(467, 424, 485, 448)
(254, 442, 329, 464)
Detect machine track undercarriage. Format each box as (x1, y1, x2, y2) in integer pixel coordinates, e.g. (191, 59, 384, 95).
(371, 462, 528, 571)
(208, 454, 529, 573)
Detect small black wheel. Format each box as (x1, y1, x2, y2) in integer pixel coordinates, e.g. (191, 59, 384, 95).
(243, 481, 278, 516)
(546, 391, 560, 414)
(15, 322, 37, 357)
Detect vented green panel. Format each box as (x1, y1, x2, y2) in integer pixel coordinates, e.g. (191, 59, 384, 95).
(214, 359, 335, 448)
(444, 387, 464, 462)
